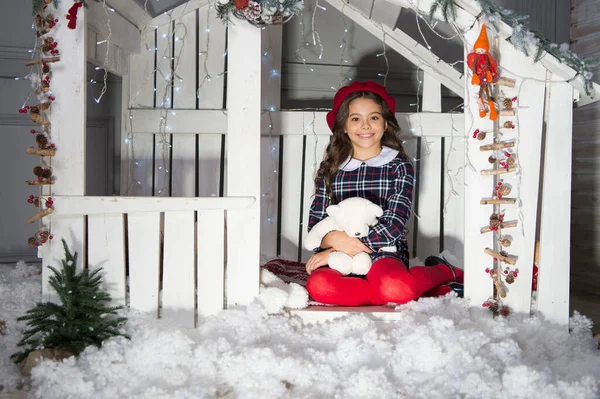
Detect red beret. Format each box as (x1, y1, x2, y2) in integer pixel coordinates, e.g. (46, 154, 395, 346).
(326, 80, 396, 131)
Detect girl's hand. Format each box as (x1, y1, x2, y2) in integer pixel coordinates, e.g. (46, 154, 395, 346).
(321, 231, 372, 257)
(306, 248, 335, 274)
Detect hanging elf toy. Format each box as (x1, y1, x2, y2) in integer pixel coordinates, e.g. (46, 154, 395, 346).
(467, 24, 499, 121)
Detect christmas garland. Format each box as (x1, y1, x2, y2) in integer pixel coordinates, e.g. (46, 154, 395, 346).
(32, 0, 96, 16)
(429, 0, 600, 96)
(216, 0, 304, 26)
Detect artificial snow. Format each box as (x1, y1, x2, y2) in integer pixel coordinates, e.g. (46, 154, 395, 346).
(1, 261, 599, 399)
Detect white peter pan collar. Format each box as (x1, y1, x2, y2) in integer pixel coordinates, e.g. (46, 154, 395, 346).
(339, 146, 399, 171)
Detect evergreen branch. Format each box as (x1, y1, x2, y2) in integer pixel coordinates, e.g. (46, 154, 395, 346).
(427, 0, 599, 96)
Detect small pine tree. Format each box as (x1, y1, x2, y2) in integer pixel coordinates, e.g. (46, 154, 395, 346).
(11, 239, 129, 364)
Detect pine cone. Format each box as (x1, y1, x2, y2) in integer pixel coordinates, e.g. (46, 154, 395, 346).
(36, 134, 50, 149)
(476, 132, 486, 140)
(507, 157, 516, 166)
(488, 156, 496, 164)
(500, 238, 512, 247)
(505, 273, 515, 284)
(33, 166, 43, 176)
(33, 198, 40, 207)
(28, 237, 37, 246)
(498, 185, 512, 196)
(503, 98, 513, 109)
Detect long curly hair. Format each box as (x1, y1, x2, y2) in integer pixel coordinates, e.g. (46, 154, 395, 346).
(315, 91, 407, 203)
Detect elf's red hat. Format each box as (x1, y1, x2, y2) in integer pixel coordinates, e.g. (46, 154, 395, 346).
(326, 80, 396, 131)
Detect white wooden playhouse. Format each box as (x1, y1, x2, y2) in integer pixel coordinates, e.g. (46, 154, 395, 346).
(36, 0, 599, 328)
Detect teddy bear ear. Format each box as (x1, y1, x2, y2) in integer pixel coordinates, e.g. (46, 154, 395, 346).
(370, 203, 384, 217)
(326, 204, 340, 217)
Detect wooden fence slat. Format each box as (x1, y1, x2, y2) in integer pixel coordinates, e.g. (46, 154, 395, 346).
(198, 134, 224, 197)
(442, 114, 466, 268)
(156, 23, 173, 110)
(197, 210, 225, 316)
(173, 11, 197, 109)
(171, 134, 196, 197)
(127, 212, 161, 314)
(197, 5, 227, 108)
(536, 79, 573, 326)
(87, 214, 126, 305)
(280, 135, 305, 261)
(402, 138, 418, 259)
(128, 27, 155, 109)
(126, 133, 155, 196)
(162, 211, 196, 328)
(301, 128, 329, 262)
(416, 73, 442, 260)
(154, 133, 172, 196)
(261, 136, 280, 260)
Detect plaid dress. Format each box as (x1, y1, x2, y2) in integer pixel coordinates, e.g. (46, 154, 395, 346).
(308, 147, 414, 265)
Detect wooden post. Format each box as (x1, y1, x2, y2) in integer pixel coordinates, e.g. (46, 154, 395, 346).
(225, 21, 261, 306)
(416, 73, 442, 259)
(40, 1, 86, 301)
(536, 76, 573, 326)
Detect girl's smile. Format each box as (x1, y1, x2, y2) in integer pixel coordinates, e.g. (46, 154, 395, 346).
(345, 98, 387, 160)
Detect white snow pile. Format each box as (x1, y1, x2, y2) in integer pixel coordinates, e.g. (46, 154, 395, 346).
(1, 261, 599, 399)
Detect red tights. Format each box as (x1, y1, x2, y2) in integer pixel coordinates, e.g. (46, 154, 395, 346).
(305, 257, 464, 306)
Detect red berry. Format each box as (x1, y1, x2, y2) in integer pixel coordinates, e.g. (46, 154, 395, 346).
(49, 235, 53, 240)
(51, 144, 55, 148)
(42, 239, 47, 243)
(30, 129, 36, 133)
(29, 195, 34, 199)
(27, 199, 33, 203)
(485, 268, 490, 273)
(34, 242, 40, 246)
(513, 272, 518, 277)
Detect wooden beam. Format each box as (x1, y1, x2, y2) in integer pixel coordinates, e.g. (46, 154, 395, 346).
(323, 0, 464, 97)
(128, 110, 467, 137)
(106, 0, 148, 29)
(382, 0, 600, 106)
(87, 0, 141, 54)
(146, 0, 211, 28)
(128, 109, 228, 133)
(51, 196, 255, 215)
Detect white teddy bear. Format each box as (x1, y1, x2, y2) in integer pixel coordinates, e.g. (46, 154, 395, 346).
(304, 197, 396, 275)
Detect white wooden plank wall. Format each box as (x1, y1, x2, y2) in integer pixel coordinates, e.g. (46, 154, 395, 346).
(536, 77, 573, 326)
(124, 5, 226, 198)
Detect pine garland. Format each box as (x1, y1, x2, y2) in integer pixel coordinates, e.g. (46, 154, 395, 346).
(428, 0, 600, 96)
(11, 239, 128, 365)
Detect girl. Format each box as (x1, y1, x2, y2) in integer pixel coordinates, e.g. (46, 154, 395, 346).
(305, 80, 463, 306)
